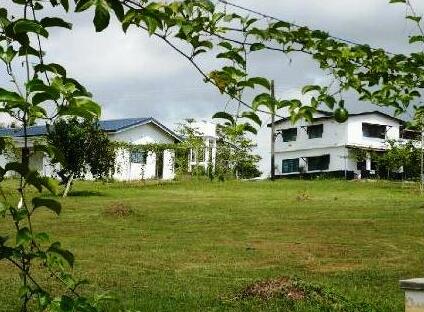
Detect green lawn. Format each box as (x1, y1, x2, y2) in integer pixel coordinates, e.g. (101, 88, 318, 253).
(1, 179, 424, 311)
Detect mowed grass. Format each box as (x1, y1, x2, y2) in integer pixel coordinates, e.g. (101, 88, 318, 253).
(1, 179, 424, 311)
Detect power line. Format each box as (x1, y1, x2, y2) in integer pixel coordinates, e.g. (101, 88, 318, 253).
(216, 0, 397, 55)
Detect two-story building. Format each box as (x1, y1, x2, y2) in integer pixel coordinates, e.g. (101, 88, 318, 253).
(269, 110, 413, 179)
(188, 120, 218, 173)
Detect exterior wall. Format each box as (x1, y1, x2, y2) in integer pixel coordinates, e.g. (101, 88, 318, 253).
(274, 146, 354, 176)
(274, 118, 349, 154)
(110, 123, 177, 181)
(346, 114, 400, 149)
(188, 121, 218, 172)
(273, 112, 403, 177)
(1, 122, 179, 182)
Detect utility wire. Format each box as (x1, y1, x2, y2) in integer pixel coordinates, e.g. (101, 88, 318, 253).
(216, 0, 397, 55)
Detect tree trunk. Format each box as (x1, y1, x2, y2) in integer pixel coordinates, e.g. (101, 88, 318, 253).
(63, 173, 74, 198)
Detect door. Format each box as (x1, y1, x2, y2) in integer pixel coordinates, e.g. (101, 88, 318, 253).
(156, 151, 164, 179)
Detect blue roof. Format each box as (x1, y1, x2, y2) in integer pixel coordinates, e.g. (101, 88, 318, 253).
(0, 117, 181, 141)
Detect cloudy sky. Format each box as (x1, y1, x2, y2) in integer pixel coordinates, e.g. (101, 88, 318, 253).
(2, 0, 424, 174)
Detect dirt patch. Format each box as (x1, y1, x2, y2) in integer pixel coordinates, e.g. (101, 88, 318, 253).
(240, 277, 305, 301)
(104, 202, 134, 218)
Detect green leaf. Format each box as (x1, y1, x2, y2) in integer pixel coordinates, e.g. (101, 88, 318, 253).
(0, 46, 17, 63)
(60, 0, 69, 11)
(75, 0, 95, 12)
(250, 43, 265, 52)
(94, 0, 111, 32)
(48, 242, 74, 267)
(16, 227, 31, 247)
(0, 88, 25, 103)
(34, 63, 67, 77)
(40, 17, 72, 30)
(0, 202, 7, 217)
(409, 35, 424, 44)
(243, 123, 257, 135)
(248, 77, 271, 90)
(62, 96, 101, 119)
(212, 112, 235, 125)
(406, 15, 422, 23)
(32, 92, 60, 105)
(252, 93, 274, 111)
(5, 162, 25, 175)
(143, 16, 159, 36)
(0, 245, 14, 260)
(302, 85, 321, 94)
(389, 0, 406, 3)
(40, 177, 59, 195)
(241, 111, 262, 126)
(13, 19, 49, 38)
(34, 232, 50, 243)
(32, 197, 61, 215)
(108, 0, 124, 21)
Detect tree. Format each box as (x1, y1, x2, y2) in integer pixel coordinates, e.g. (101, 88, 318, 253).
(2, 0, 424, 310)
(47, 117, 116, 197)
(0, 1, 104, 309)
(215, 126, 262, 180)
(405, 107, 424, 192)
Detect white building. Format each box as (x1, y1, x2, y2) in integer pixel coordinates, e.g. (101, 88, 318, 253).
(188, 121, 218, 173)
(270, 110, 416, 179)
(0, 117, 182, 181)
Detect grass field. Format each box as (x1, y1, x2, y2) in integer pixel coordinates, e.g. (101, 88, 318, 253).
(1, 178, 424, 311)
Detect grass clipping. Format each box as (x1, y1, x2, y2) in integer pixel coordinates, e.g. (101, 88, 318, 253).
(237, 277, 376, 311)
(104, 202, 134, 218)
(241, 277, 305, 301)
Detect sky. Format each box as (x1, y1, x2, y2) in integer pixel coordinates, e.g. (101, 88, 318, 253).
(2, 0, 424, 175)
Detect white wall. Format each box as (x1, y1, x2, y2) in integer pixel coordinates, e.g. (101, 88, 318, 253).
(274, 146, 352, 175)
(273, 112, 403, 176)
(110, 123, 177, 181)
(346, 114, 400, 149)
(274, 118, 348, 153)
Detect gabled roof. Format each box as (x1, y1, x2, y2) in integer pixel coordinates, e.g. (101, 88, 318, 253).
(0, 117, 182, 142)
(268, 110, 405, 127)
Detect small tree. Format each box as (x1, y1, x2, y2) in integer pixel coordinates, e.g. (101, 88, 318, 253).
(405, 108, 424, 192)
(47, 118, 116, 197)
(213, 115, 262, 180)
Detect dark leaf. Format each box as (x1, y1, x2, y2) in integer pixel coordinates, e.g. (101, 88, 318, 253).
(48, 242, 74, 267)
(16, 227, 31, 247)
(32, 197, 61, 215)
(94, 0, 111, 32)
(302, 85, 321, 94)
(13, 19, 49, 38)
(40, 17, 72, 30)
(75, 0, 95, 12)
(241, 111, 262, 126)
(213, 112, 235, 125)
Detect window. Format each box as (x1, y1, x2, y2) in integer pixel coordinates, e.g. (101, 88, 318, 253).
(307, 155, 330, 171)
(357, 161, 366, 170)
(197, 148, 205, 162)
(281, 128, 297, 142)
(362, 123, 386, 139)
(307, 124, 323, 139)
(282, 158, 299, 173)
(401, 129, 420, 140)
(130, 151, 147, 164)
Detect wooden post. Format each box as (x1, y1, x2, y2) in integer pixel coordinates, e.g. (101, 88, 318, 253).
(270, 80, 276, 181)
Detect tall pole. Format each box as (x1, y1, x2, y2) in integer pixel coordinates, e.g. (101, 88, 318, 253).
(270, 80, 276, 181)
